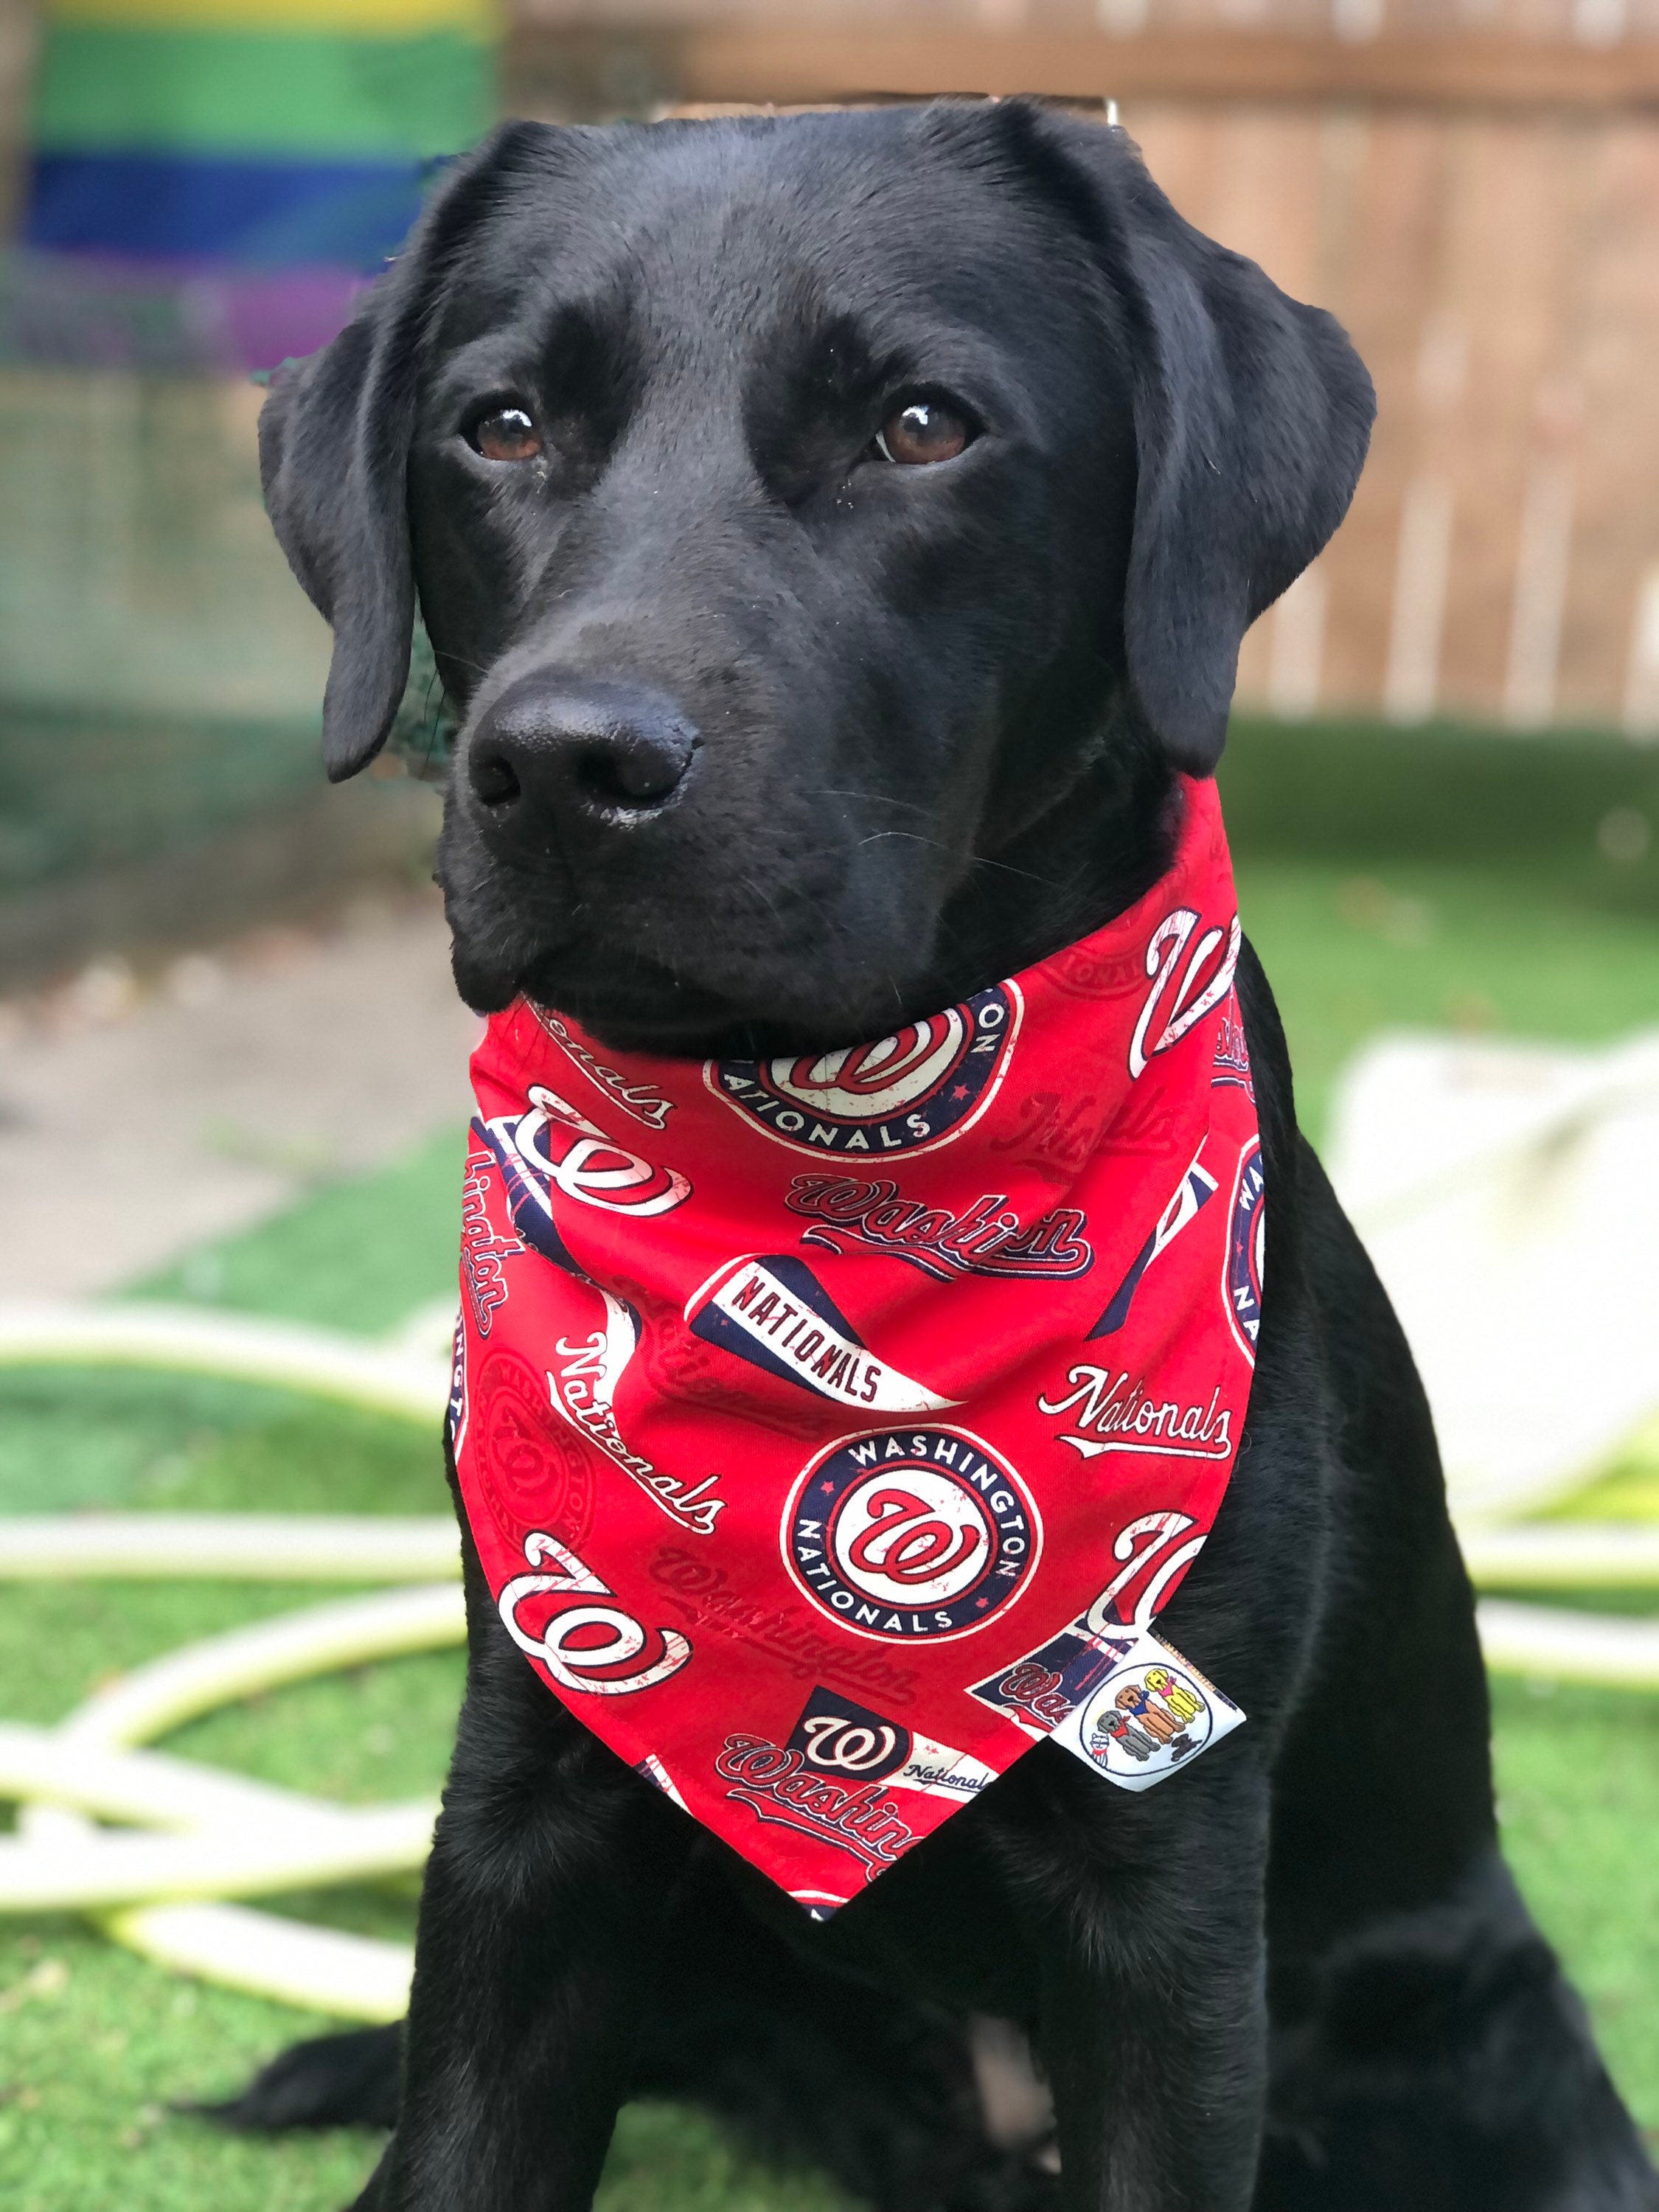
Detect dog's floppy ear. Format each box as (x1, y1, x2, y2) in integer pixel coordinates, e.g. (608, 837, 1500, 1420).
(1010, 105, 1375, 775)
(260, 122, 550, 781)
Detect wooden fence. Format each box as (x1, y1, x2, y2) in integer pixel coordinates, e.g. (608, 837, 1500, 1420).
(1128, 98, 1659, 733)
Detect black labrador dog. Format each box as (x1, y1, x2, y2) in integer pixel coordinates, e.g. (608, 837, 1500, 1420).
(229, 100, 1656, 2212)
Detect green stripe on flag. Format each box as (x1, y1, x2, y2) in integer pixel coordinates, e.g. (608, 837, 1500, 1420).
(32, 24, 495, 159)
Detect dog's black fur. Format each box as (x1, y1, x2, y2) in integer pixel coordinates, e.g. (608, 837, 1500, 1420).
(229, 102, 1656, 2211)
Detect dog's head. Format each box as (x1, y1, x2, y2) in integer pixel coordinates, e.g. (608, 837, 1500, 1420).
(262, 102, 1371, 1052)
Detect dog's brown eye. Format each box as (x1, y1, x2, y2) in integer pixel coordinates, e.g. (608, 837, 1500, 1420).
(875, 400, 970, 467)
(472, 406, 542, 463)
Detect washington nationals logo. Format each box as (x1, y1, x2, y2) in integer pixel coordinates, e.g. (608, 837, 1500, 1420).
(783, 1685, 995, 1801)
(785, 1427, 1040, 1641)
(789, 1686, 911, 1780)
(1225, 1138, 1266, 1362)
(709, 984, 1020, 1156)
(1128, 906, 1241, 1079)
(484, 1085, 690, 1248)
(498, 1530, 690, 1695)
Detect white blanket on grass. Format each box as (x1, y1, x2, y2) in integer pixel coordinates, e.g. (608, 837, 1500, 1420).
(1325, 1029, 1659, 1523)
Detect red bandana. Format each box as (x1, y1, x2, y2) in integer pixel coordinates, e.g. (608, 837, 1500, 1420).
(450, 776, 1261, 1915)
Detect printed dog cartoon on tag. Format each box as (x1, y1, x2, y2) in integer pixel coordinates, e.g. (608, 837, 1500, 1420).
(1091, 1663, 1207, 1767)
(1051, 1638, 1245, 1793)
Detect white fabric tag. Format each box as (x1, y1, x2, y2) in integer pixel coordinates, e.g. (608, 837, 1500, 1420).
(1047, 1627, 1245, 1792)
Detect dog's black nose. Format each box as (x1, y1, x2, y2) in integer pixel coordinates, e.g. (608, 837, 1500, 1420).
(467, 677, 696, 849)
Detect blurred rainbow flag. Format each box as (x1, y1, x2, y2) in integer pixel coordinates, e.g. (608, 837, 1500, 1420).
(18, 0, 501, 366)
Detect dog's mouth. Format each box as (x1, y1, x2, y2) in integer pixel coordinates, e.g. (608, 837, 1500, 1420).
(439, 785, 961, 1057)
(518, 951, 759, 1058)
(453, 924, 927, 1062)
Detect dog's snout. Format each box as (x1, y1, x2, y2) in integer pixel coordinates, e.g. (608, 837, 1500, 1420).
(467, 678, 697, 849)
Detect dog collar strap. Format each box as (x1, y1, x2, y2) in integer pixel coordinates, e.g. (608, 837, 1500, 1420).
(450, 776, 1262, 1915)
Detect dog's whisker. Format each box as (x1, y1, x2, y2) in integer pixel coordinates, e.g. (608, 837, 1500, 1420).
(806, 787, 937, 816)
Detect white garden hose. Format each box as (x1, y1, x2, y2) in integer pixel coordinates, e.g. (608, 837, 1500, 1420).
(0, 1300, 459, 2016)
(0, 1803, 439, 1911)
(1473, 1600, 1659, 1689)
(14, 1585, 464, 2020)
(1458, 1523, 1659, 1588)
(0, 1722, 358, 1830)
(0, 1514, 458, 1580)
(105, 1900, 416, 2022)
(0, 1301, 450, 1423)
(34, 1583, 465, 1752)
(1, 1296, 1657, 2023)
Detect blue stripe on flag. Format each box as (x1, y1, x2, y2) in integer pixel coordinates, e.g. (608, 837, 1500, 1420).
(23, 149, 431, 267)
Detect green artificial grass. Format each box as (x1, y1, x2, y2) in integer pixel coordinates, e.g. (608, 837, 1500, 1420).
(1235, 857, 1659, 1138)
(2, 827, 1658, 2208)
(0, 1915, 850, 2212)
(1220, 717, 1659, 917)
(133, 1126, 467, 1335)
(0, 1372, 448, 1519)
(1493, 1678, 1659, 2118)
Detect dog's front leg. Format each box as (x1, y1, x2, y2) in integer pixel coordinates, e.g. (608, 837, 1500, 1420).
(352, 1628, 692, 2212)
(1029, 1760, 1270, 2212)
